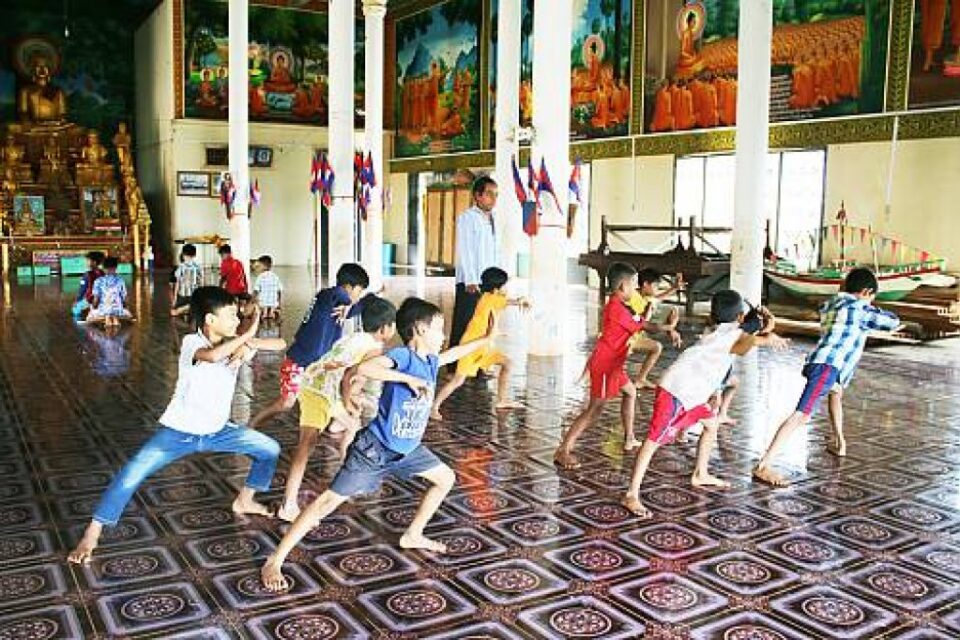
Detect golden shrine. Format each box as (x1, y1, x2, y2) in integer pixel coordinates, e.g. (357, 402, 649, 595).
(0, 38, 151, 274)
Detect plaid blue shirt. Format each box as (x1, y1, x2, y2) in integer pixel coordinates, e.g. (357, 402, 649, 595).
(254, 270, 283, 308)
(806, 293, 899, 387)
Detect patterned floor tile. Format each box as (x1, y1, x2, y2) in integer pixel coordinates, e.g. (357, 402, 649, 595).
(689, 551, 799, 596)
(446, 487, 530, 519)
(406, 527, 509, 566)
(162, 627, 236, 639)
(358, 579, 477, 633)
(900, 541, 960, 582)
(95, 581, 213, 636)
(184, 531, 277, 569)
(0, 478, 34, 503)
(870, 500, 960, 532)
(689, 611, 812, 640)
(543, 540, 649, 581)
(0, 502, 44, 531)
(796, 479, 886, 508)
(315, 544, 419, 587)
(0, 604, 85, 640)
(517, 595, 644, 639)
(361, 503, 458, 534)
(245, 602, 369, 639)
(210, 564, 320, 611)
(638, 484, 710, 515)
(488, 512, 585, 547)
(506, 475, 595, 504)
(82, 545, 182, 590)
(841, 562, 958, 612)
(816, 515, 915, 551)
(757, 531, 863, 572)
(68, 516, 159, 551)
(422, 621, 528, 639)
(0, 563, 70, 610)
(161, 504, 249, 535)
(751, 491, 837, 523)
(686, 506, 781, 540)
(609, 574, 728, 624)
(0, 530, 55, 566)
(457, 559, 567, 604)
(141, 478, 229, 507)
(771, 585, 899, 638)
(46, 470, 115, 495)
(276, 513, 375, 551)
(620, 523, 719, 560)
(559, 497, 644, 530)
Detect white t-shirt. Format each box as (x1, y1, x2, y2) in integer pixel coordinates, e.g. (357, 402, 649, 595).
(300, 331, 380, 402)
(158, 332, 239, 435)
(659, 322, 743, 410)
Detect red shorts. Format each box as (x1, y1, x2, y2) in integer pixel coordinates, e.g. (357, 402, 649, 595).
(587, 353, 630, 400)
(279, 358, 304, 399)
(647, 387, 715, 445)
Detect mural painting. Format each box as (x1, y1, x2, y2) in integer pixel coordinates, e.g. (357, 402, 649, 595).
(909, 0, 960, 108)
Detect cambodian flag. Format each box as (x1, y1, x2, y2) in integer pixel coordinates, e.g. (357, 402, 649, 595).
(249, 179, 261, 205)
(320, 153, 334, 207)
(568, 157, 582, 204)
(363, 152, 376, 187)
(527, 159, 539, 208)
(522, 201, 538, 237)
(538, 158, 557, 199)
(511, 156, 527, 206)
(310, 151, 321, 194)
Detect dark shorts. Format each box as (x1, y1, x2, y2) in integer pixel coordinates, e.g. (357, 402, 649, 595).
(329, 429, 444, 497)
(796, 363, 841, 416)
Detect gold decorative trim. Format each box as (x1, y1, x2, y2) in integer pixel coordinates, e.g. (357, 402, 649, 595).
(479, 0, 492, 150)
(390, 151, 495, 173)
(886, 0, 913, 112)
(900, 109, 960, 139)
(630, 0, 644, 136)
(571, 138, 634, 161)
(173, 0, 184, 119)
(388, 0, 441, 20)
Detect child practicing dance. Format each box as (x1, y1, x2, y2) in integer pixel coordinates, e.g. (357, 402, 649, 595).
(260, 297, 495, 593)
(68, 287, 285, 564)
(627, 269, 686, 388)
(554, 262, 682, 469)
(253, 255, 283, 319)
(753, 268, 900, 487)
(72, 251, 104, 318)
(218, 244, 249, 296)
(170, 243, 203, 318)
(86, 257, 133, 327)
(250, 263, 369, 429)
(431, 267, 529, 420)
(621, 290, 788, 518)
(278, 295, 397, 522)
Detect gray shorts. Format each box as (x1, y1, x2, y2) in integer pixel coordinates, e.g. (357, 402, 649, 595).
(329, 428, 444, 497)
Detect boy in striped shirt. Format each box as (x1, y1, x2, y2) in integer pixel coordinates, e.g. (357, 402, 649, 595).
(753, 268, 901, 487)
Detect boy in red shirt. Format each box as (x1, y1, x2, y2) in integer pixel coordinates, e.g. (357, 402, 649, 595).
(218, 244, 249, 297)
(554, 262, 681, 469)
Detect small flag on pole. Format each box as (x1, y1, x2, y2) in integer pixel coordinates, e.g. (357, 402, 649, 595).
(310, 152, 321, 194)
(511, 156, 527, 206)
(538, 158, 562, 215)
(568, 157, 582, 205)
(249, 179, 261, 206)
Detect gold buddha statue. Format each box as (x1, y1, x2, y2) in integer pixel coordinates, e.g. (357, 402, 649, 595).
(113, 122, 132, 170)
(18, 56, 68, 125)
(38, 137, 72, 186)
(0, 167, 18, 235)
(1, 134, 32, 183)
(77, 132, 113, 184)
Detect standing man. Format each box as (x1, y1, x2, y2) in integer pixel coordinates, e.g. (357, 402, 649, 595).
(450, 176, 499, 353)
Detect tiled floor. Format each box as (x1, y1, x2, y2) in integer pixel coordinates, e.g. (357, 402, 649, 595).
(1, 268, 959, 638)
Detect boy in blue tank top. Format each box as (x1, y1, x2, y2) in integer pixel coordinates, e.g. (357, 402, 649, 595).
(260, 297, 494, 593)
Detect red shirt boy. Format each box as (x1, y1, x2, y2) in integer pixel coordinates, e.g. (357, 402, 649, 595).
(218, 245, 248, 296)
(587, 297, 645, 399)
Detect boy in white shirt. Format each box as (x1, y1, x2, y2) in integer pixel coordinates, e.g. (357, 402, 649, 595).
(170, 243, 203, 318)
(253, 255, 283, 319)
(68, 287, 285, 564)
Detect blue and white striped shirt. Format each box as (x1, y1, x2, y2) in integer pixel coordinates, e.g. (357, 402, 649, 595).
(806, 293, 899, 387)
(455, 206, 499, 286)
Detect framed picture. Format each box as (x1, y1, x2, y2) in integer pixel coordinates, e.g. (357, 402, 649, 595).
(177, 171, 211, 197)
(210, 171, 225, 198)
(81, 186, 120, 232)
(251, 146, 273, 167)
(12, 195, 45, 235)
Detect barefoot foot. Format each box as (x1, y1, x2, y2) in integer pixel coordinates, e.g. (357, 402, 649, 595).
(623, 437, 642, 452)
(717, 414, 738, 426)
(553, 451, 581, 470)
(232, 495, 273, 517)
(399, 532, 447, 553)
(752, 466, 790, 488)
(621, 495, 652, 519)
(67, 530, 100, 565)
(260, 556, 291, 593)
(277, 503, 301, 523)
(636, 378, 657, 390)
(430, 409, 443, 421)
(827, 438, 847, 457)
(495, 400, 523, 411)
(691, 473, 732, 489)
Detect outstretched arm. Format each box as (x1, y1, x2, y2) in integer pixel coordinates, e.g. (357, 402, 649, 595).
(357, 355, 429, 395)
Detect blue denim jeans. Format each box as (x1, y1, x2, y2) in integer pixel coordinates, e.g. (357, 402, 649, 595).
(93, 423, 280, 526)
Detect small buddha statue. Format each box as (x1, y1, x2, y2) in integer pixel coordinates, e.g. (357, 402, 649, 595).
(1, 134, 32, 183)
(17, 56, 68, 124)
(77, 132, 112, 184)
(0, 167, 17, 234)
(38, 138, 72, 186)
(112, 122, 132, 170)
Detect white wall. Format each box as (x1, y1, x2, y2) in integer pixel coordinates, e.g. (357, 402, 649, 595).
(383, 172, 409, 263)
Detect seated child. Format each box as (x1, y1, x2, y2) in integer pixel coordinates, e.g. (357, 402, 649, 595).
(72, 251, 105, 318)
(278, 295, 397, 522)
(260, 297, 496, 593)
(253, 255, 283, 319)
(554, 262, 681, 468)
(170, 244, 203, 318)
(622, 290, 788, 519)
(86, 257, 133, 327)
(68, 288, 285, 564)
(431, 267, 529, 420)
(753, 268, 901, 487)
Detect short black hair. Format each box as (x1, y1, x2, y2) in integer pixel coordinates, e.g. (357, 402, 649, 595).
(182, 244, 197, 257)
(606, 262, 637, 291)
(360, 295, 397, 333)
(218, 244, 232, 256)
(480, 267, 509, 293)
(843, 267, 879, 294)
(638, 268, 661, 286)
(86, 251, 105, 264)
(257, 255, 273, 269)
(190, 286, 236, 326)
(396, 297, 442, 344)
(472, 175, 497, 198)
(102, 256, 120, 270)
(335, 263, 370, 289)
(711, 289, 745, 324)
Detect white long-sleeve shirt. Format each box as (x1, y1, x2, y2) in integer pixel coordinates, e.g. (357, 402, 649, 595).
(454, 205, 499, 286)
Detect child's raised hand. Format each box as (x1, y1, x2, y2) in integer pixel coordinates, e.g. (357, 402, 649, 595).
(767, 333, 790, 351)
(405, 377, 429, 397)
(668, 328, 683, 348)
(330, 305, 350, 325)
(666, 306, 680, 327)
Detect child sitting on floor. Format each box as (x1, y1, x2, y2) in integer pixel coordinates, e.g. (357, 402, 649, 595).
(68, 288, 285, 564)
(86, 257, 133, 327)
(554, 262, 682, 469)
(260, 297, 496, 592)
(622, 290, 788, 518)
(431, 267, 529, 420)
(253, 255, 283, 320)
(72, 251, 105, 319)
(277, 295, 397, 522)
(753, 267, 901, 487)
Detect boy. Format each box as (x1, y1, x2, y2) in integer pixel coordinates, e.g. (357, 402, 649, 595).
(86, 257, 133, 327)
(753, 268, 900, 487)
(253, 255, 283, 319)
(278, 295, 397, 522)
(554, 262, 681, 468)
(261, 297, 495, 592)
(170, 244, 203, 318)
(628, 269, 685, 388)
(431, 267, 528, 420)
(68, 287, 285, 564)
(250, 263, 369, 429)
(219, 244, 248, 297)
(72, 251, 104, 318)
(621, 290, 788, 518)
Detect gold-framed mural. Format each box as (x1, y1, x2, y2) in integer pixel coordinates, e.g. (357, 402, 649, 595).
(908, 0, 960, 109)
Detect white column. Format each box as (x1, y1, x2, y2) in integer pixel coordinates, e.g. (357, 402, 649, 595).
(328, 0, 356, 285)
(495, 0, 522, 277)
(228, 0, 251, 288)
(730, 0, 773, 303)
(529, 0, 572, 356)
(362, 0, 387, 290)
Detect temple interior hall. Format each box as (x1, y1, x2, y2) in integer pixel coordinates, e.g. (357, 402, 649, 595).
(1, 0, 959, 638)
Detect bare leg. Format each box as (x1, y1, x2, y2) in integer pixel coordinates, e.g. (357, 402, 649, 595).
(279, 428, 319, 522)
(826, 389, 846, 456)
(250, 394, 297, 429)
(554, 399, 605, 468)
(261, 490, 348, 592)
(753, 411, 809, 487)
(431, 374, 465, 420)
(622, 439, 659, 518)
(718, 377, 739, 425)
(68, 521, 103, 564)
(620, 382, 641, 451)
(634, 339, 662, 388)
(495, 360, 522, 410)
(232, 486, 273, 516)
(691, 419, 730, 488)
(400, 464, 455, 552)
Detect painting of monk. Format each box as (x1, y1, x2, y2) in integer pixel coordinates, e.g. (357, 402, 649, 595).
(909, 0, 960, 109)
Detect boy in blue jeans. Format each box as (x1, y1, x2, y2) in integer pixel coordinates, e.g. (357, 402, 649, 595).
(68, 287, 286, 564)
(753, 268, 901, 487)
(261, 297, 495, 592)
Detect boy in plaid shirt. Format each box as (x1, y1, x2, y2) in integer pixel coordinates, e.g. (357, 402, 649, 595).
(253, 255, 283, 319)
(753, 268, 901, 487)
(170, 244, 203, 318)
